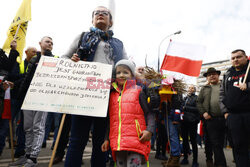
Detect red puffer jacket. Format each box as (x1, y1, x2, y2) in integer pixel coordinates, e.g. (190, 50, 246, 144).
(109, 81, 150, 161)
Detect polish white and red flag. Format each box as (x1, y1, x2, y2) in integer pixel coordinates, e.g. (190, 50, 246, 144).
(161, 40, 206, 77)
(2, 87, 11, 120)
(0, 76, 11, 120)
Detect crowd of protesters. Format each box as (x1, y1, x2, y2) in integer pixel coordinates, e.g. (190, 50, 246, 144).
(0, 5, 250, 167)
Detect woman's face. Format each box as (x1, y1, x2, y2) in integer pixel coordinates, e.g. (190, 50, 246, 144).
(92, 7, 112, 31)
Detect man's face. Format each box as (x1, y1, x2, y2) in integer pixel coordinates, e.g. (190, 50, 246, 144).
(231, 51, 248, 70)
(92, 7, 112, 31)
(39, 37, 53, 52)
(188, 85, 196, 94)
(26, 47, 37, 61)
(206, 72, 219, 85)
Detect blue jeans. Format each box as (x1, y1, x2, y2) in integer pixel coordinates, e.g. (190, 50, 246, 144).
(0, 118, 9, 153)
(167, 118, 181, 156)
(151, 120, 157, 146)
(65, 115, 107, 167)
(43, 112, 62, 145)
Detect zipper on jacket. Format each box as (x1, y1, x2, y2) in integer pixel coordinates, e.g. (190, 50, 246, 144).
(113, 81, 126, 151)
(117, 92, 122, 150)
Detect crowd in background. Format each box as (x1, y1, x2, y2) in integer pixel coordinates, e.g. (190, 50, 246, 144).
(0, 5, 250, 167)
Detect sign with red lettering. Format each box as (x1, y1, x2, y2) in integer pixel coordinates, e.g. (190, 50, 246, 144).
(22, 56, 112, 117)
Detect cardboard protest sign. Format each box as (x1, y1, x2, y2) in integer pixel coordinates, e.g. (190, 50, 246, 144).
(22, 56, 112, 117)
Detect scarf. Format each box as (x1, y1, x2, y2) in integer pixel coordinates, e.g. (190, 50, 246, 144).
(78, 27, 114, 59)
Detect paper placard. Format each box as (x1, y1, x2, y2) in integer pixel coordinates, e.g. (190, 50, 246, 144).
(22, 56, 112, 117)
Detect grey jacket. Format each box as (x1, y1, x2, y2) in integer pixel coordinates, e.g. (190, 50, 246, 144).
(197, 84, 222, 117)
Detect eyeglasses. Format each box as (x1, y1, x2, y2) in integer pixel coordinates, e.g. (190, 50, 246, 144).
(94, 10, 109, 16)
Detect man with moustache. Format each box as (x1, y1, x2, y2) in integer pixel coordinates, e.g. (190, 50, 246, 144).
(197, 67, 227, 167)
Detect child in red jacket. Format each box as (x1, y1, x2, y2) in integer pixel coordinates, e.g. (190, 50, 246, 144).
(101, 59, 155, 167)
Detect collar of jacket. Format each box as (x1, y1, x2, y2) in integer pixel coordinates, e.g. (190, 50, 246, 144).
(112, 79, 137, 93)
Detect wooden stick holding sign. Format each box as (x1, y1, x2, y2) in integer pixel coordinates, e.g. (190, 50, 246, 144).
(9, 120, 14, 162)
(49, 113, 66, 167)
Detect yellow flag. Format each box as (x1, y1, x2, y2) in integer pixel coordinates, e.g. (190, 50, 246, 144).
(2, 0, 32, 63)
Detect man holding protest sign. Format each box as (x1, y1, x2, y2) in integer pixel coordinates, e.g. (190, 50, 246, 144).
(63, 6, 127, 167)
(220, 49, 250, 167)
(9, 36, 54, 167)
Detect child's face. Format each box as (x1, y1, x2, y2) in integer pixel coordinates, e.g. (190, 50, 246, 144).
(116, 65, 133, 86)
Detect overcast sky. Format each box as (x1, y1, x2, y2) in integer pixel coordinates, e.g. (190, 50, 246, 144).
(1, 0, 250, 70)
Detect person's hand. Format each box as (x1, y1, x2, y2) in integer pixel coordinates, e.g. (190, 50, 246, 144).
(224, 113, 229, 119)
(101, 140, 109, 152)
(139, 130, 152, 142)
(10, 40, 17, 50)
(239, 82, 247, 91)
(2, 82, 9, 90)
(71, 53, 80, 62)
(172, 121, 179, 125)
(2, 81, 13, 90)
(7, 81, 14, 89)
(203, 112, 211, 120)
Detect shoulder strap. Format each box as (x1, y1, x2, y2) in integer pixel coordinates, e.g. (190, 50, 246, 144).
(78, 32, 86, 48)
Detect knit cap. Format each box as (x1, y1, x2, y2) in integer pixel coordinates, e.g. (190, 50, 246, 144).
(115, 59, 136, 77)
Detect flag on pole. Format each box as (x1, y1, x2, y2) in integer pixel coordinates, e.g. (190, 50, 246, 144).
(2, 0, 32, 63)
(2, 87, 11, 120)
(0, 76, 3, 83)
(161, 40, 206, 77)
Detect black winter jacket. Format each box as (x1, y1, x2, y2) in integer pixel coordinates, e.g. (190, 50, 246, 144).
(220, 61, 250, 114)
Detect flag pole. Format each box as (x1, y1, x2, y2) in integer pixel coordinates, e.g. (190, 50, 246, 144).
(13, 24, 21, 40)
(157, 31, 181, 72)
(49, 113, 66, 167)
(243, 61, 250, 84)
(8, 120, 14, 162)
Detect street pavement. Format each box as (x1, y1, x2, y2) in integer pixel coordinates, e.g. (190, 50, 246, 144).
(0, 139, 236, 167)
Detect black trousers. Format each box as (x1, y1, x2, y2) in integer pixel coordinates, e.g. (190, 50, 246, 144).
(156, 121, 168, 156)
(204, 117, 227, 166)
(55, 114, 71, 158)
(65, 115, 107, 167)
(227, 112, 250, 167)
(181, 121, 198, 163)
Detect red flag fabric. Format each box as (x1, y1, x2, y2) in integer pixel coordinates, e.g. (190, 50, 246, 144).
(197, 120, 203, 137)
(2, 87, 11, 120)
(0, 76, 3, 83)
(161, 41, 206, 77)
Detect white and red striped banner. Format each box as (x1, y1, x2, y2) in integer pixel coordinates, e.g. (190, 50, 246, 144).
(2, 87, 11, 120)
(1, 77, 12, 120)
(161, 41, 206, 77)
